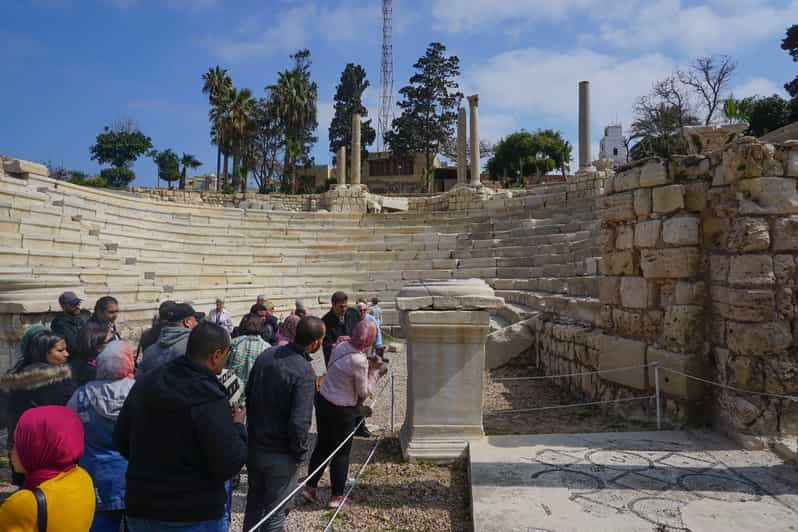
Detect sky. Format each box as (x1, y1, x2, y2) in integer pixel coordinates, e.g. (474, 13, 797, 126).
(1, 0, 795, 187)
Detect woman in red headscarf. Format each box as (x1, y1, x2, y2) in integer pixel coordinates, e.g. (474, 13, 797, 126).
(0, 405, 95, 531)
(303, 320, 384, 508)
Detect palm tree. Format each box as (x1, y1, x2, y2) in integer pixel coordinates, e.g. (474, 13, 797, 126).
(202, 66, 232, 190)
(227, 88, 256, 192)
(179, 153, 202, 190)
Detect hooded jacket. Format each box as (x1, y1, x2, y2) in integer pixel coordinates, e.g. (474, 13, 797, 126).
(50, 313, 86, 361)
(137, 326, 191, 375)
(0, 363, 76, 447)
(113, 356, 247, 522)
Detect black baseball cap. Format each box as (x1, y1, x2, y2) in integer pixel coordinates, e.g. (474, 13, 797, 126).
(165, 303, 205, 322)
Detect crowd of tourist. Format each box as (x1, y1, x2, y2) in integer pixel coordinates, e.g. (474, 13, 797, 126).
(0, 289, 387, 531)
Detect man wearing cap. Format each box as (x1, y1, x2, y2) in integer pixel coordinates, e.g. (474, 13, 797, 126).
(207, 298, 234, 334)
(138, 303, 205, 375)
(51, 291, 86, 360)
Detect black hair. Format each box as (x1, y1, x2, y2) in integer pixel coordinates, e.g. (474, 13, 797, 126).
(78, 320, 111, 358)
(157, 300, 176, 320)
(371, 297, 379, 305)
(249, 303, 267, 314)
(239, 314, 265, 336)
(294, 316, 325, 348)
(331, 291, 348, 305)
(186, 322, 230, 361)
(94, 296, 119, 314)
(25, 331, 66, 366)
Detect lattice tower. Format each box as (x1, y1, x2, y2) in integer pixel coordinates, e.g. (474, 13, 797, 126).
(377, 0, 394, 152)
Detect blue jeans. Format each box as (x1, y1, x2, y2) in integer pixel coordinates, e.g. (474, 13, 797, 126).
(126, 516, 227, 532)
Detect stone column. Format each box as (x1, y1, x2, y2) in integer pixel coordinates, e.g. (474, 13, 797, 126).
(398, 279, 503, 463)
(351, 113, 361, 186)
(468, 95, 480, 186)
(457, 107, 467, 185)
(579, 81, 591, 169)
(337, 145, 346, 187)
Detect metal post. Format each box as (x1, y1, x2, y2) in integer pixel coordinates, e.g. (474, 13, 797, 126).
(653, 363, 662, 430)
(390, 373, 395, 432)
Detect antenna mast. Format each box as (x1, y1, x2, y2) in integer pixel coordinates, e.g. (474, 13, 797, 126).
(377, 0, 393, 152)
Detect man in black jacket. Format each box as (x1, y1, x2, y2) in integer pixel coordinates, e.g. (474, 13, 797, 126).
(114, 321, 246, 529)
(50, 291, 86, 360)
(243, 316, 324, 532)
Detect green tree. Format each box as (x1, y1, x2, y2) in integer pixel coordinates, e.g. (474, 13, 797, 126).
(227, 87, 257, 192)
(630, 77, 700, 160)
(89, 121, 152, 187)
(202, 66, 233, 190)
(782, 25, 798, 120)
(487, 130, 570, 183)
(328, 63, 376, 169)
(179, 153, 202, 190)
(151, 149, 181, 189)
(99, 167, 135, 188)
(250, 94, 285, 193)
(268, 49, 318, 193)
(385, 42, 463, 192)
(731, 95, 792, 137)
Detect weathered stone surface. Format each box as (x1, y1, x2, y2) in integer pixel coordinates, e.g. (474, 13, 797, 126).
(600, 192, 635, 222)
(775, 255, 797, 284)
(727, 320, 792, 356)
(673, 281, 705, 305)
(486, 321, 534, 369)
(652, 185, 684, 214)
(684, 124, 747, 155)
(640, 248, 700, 279)
(611, 308, 644, 338)
(615, 225, 633, 250)
(598, 335, 647, 389)
(711, 286, 775, 322)
(639, 160, 669, 187)
(728, 255, 775, 286)
(702, 217, 730, 250)
(720, 138, 774, 182)
(599, 227, 615, 253)
(647, 347, 703, 400)
(634, 219, 661, 248)
(683, 183, 707, 212)
(661, 305, 704, 352)
(599, 251, 635, 276)
(662, 216, 699, 246)
(737, 177, 798, 214)
(776, 287, 794, 319)
(598, 276, 620, 305)
(612, 168, 639, 192)
(2, 159, 48, 176)
(727, 217, 770, 252)
(773, 216, 798, 251)
(633, 188, 651, 217)
(670, 155, 711, 179)
(710, 255, 730, 282)
(620, 276, 649, 309)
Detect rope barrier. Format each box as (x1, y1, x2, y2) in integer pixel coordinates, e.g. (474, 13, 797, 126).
(245, 375, 392, 532)
(490, 363, 652, 382)
(486, 394, 656, 415)
(322, 428, 385, 532)
(658, 367, 798, 401)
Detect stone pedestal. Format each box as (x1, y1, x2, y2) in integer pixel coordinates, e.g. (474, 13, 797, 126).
(397, 279, 503, 463)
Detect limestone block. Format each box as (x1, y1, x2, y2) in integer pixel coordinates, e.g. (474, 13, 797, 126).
(773, 216, 798, 251)
(647, 347, 703, 400)
(684, 183, 707, 212)
(710, 255, 729, 282)
(711, 286, 775, 322)
(776, 287, 795, 319)
(611, 308, 644, 338)
(652, 185, 684, 214)
(639, 160, 669, 187)
(620, 276, 650, 309)
(599, 192, 635, 222)
(599, 228, 615, 253)
(786, 148, 798, 177)
(612, 168, 639, 192)
(727, 217, 770, 252)
(599, 251, 635, 276)
(598, 335, 647, 389)
(615, 225, 634, 250)
(727, 320, 792, 356)
(598, 276, 620, 305)
(721, 139, 774, 182)
(634, 220, 661, 248)
(674, 281, 705, 305)
(407, 310, 490, 325)
(2, 159, 48, 176)
(485, 321, 535, 369)
(640, 248, 700, 279)
(634, 188, 651, 217)
(737, 178, 798, 214)
(728, 255, 774, 286)
(661, 305, 704, 352)
(774, 255, 796, 285)
(662, 216, 699, 246)
(670, 155, 711, 179)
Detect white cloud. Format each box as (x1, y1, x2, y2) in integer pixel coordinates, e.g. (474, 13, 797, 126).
(430, 0, 593, 32)
(733, 77, 788, 99)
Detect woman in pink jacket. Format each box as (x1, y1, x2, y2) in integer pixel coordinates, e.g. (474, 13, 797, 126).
(303, 320, 383, 508)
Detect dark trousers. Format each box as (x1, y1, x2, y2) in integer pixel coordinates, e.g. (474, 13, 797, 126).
(243, 452, 299, 532)
(307, 393, 357, 497)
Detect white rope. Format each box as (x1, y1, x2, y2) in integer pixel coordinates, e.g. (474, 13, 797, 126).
(487, 394, 656, 415)
(490, 363, 652, 382)
(322, 428, 385, 532)
(658, 367, 798, 401)
(245, 376, 391, 532)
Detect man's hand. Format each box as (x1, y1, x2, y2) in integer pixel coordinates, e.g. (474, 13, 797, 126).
(232, 404, 246, 424)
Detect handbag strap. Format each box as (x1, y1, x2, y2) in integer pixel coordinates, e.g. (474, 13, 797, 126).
(31, 487, 47, 532)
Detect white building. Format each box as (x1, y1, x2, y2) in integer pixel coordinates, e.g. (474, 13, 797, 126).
(599, 124, 627, 166)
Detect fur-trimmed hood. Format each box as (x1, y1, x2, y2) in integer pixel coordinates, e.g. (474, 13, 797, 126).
(0, 363, 73, 392)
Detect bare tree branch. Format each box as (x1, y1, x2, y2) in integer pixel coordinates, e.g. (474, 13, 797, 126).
(678, 55, 738, 125)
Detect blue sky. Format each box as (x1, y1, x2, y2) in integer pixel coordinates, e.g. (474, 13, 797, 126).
(1, 0, 794, 186)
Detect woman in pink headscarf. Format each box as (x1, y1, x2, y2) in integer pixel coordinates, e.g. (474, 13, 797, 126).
(303, 320, 384, 508)
(0, 405, 96, 530)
